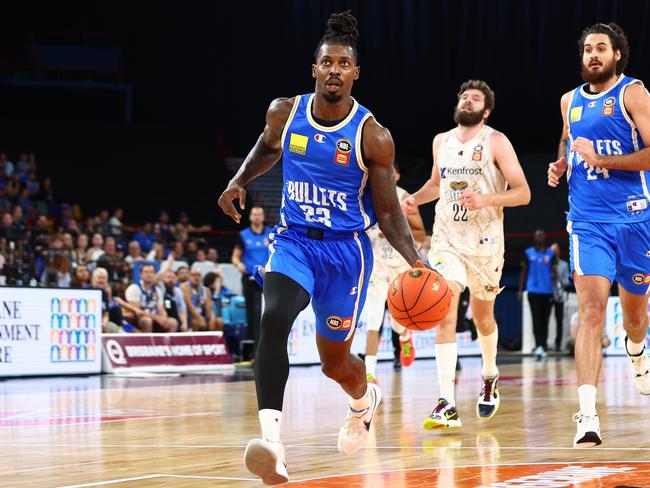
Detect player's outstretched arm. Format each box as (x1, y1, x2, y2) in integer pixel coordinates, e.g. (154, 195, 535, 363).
(548, 92, 571, 187)
(218, 97, 295, 223)
(402, 134, 442, 216)
(577, 83, 650, 171)
(365, 119, 421, 267)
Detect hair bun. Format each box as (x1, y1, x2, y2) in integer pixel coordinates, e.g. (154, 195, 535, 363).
(607, 22, 624, 36)
(326, 10, 359, 41)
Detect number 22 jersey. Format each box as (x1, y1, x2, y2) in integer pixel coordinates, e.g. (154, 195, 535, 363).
(566, 74, 650, 223)
(279, 93, 377, 232)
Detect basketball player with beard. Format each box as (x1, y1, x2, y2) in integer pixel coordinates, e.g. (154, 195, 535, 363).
(219, 11, 423, 485)
(403, 80, 530, 429)
(548, 23, 650, 447)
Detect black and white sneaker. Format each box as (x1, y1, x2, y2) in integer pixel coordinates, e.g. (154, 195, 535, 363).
(477, 375, 500, 419)
(423, 398, 462, 429)
(572, 412, 602, 448)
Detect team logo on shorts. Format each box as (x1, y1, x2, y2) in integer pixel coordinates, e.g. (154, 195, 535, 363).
(602, 97, 616, 116)
(326, 316, 352, 330)
(334, 138, 352, 166)
(632, 273, 650, 285)
(410, 269, 423, 278)
(450, 180, 468, 190)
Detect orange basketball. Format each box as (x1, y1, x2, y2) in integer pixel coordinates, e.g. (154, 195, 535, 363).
(387, 267, 451, 331)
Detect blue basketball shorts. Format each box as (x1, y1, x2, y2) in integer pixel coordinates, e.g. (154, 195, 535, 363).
(568, 219, 650, 295)
(262, 225, 374, 342)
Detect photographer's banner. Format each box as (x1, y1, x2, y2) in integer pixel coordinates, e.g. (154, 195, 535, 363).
(288, 305, 479, 365)
(102, 332, 234, 374)
(0, 287, 102, 376)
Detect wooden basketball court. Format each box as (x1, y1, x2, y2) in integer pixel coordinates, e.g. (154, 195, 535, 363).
(3, 356, 650, 487)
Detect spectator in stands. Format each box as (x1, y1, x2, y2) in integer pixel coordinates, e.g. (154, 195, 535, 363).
(86, 233, 105, 263)
(39, 177, 56, 209)
(15, 153, 31, 176)
(172, 241, 186, 261)
(11, 206, 27, 237)
(92, 267, 123, 333)
(124, 240, 144, 267)
(177, 211, 211, 235)
(0, 213, 22, 242)
(157, 210, 174, 242)
(176, 265, 189, 285)
(75, 233, 89, 264)
(185, 240, 199, 264)
(5, 245, 36, 286)
(146, 242, 165, 261)
(71, 264, 91, 288)
(203, 270, 230, 324)
(134, 222, 156, 253)
(181, 268, 223, 331)
(231, 206, 271, 354)
(5, 173, 22, 201)
(61, 233, 76, 262)
(97, 236, 123, 283)
(41, 253, 71, 288)
(121, 263, 178, 333)
(31, 215, 50, 243)
(17, 188, 35, 214)
(207, 246, 219, 263)
(551, 242, 570, 351)
(94, 210, 111, 236)
(0, 187, 10, 213)
(160, 269, 188, 332)
(0, 153, 14, 177)
(25, 171, 39, 197)
(191, 249, 216, 277)
(519, 229, 558, 359)
(109, 208, 124, 238)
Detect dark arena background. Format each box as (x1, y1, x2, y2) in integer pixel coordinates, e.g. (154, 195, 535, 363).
(2, 1, 650, 487)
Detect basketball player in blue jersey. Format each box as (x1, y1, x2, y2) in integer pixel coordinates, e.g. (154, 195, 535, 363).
(218, 11, 423, 485)
(548, 23, 650, 448)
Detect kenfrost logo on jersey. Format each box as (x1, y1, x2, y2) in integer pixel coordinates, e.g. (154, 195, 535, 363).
(440, 167, 483, 178)
(602, 96, 616, 116)
(314, 134, 326, 143)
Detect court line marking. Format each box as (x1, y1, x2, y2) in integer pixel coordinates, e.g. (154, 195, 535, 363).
(292, 459, 650, 482)
(0, 411, 220, 429)
(8, 442, 650, 452)
(56, 473, 259, 487)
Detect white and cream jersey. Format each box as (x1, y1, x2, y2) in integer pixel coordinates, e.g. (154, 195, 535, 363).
(367, 186, 410, 268)
(433, 125, 507, 257)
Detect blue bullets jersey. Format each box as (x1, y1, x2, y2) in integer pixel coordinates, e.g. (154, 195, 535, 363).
(278, 93, 377, 232)
(566, 75, 650, 223)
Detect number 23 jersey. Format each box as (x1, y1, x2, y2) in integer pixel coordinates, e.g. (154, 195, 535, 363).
(433, 125, 507, 257)
(279, 93, 377, 232)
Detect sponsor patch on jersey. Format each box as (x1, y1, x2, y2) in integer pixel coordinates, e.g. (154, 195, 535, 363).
(289, 133, 308, 155)
(570, 106, 583, 122)
(334, 138, 352, 166)
(326, 315, 352, 330)
(472, 144, 483, 161)
(602, 97, 616, 116)
(632, 273, 650, 285)
(587, 101, 597, 108)
(314, 133, 326, 143)
(450, 180, 468, 190)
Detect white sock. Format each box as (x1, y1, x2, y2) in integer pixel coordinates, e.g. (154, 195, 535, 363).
(259, 409, 282, 442)
(478, 329, 499, 378)
(392, 321, 407, 336)
(578, 385, 597, 416)
(350, 384, 371, 411)
(626, 337, 645, 356)
(365, 355, 378, 376)
(399, 328, 411, 341)
(435, 343, 457, 405)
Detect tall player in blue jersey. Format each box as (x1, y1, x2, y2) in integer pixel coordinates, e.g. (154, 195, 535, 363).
(218, 12, 423, 485)
(548, 23, 650, 448)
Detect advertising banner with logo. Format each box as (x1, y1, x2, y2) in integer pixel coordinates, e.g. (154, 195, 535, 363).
(288, 305, 479, 365)
(0, 287, 102, 377)
(102, 332, 234, 374)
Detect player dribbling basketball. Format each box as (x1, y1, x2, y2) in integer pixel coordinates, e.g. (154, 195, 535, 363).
(403, 80, 531, 428)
